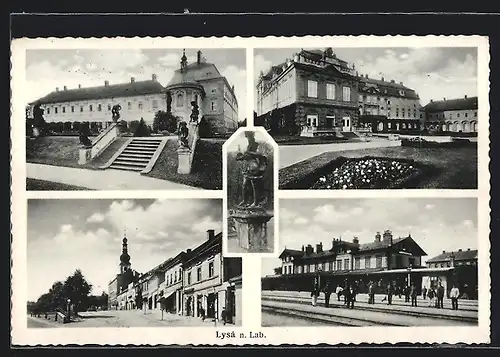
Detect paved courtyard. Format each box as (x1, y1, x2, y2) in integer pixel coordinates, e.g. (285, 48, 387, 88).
(28, 309, 221, 328)
(278, 138, 401, 169)
(26, 163, 200, 190)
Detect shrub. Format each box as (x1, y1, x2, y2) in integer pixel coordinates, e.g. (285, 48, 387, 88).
(134, 118, 151, 137)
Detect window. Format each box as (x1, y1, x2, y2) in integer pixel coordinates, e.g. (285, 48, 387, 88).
(337, 260, 342, 271)
(387, 100, 391, 105)
(342, 86, 351, 101)
(344, 259, 349, 270)
(310, 264, 315, 273)
(152, 99, 158, 109)
(328, 262, 333, 271)
(211, 101, 217, 111)
(108, 104, 111, 111)
(305, 265, 309, 273)
(89, 104, 93, 112)
(306, 114, 318, 127)
(98, 104, 102, 111)
(209, 261, 214, 277)
(474, 111, 477, 117)
(465, 112, 468, 118)
(55, 107, 58, 114)
(187, 272, 191, 285)
(197, 267, 202, 281)
(80, 106, 83, 112)
(365, 256, 371, 269)
(128, 102, 132, 110)
(355, 257, 360, 270)
(307, 80, 317, 98)
(138, 101, 143, 110)
(376, 256, 383, 268)
(174, 271, 177, 282)
(47, 108, 50, 114)
(326, 83, 336, 100)
(71, 106, 75, 113)
(176, 93, 184, 107)
(62, 106, 66, 113)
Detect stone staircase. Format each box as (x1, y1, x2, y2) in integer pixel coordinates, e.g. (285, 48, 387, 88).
(105, 137, 166, 173)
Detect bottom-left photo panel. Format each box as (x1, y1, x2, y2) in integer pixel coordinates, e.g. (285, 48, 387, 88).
(26, 198, 243, 328)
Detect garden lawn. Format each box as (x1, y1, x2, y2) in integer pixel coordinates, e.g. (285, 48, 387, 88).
(272, 135, 359, 146)
(144, 138, 223, 190)
(26, 136, 129, 170)
(279, 146, 477, 189)
(26, 178, 92, 191)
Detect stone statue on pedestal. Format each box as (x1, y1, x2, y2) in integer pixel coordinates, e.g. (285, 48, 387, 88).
(111, 104, 122, 123)
(190, 100, 199, 124)
(236, 131, 268, 209)
(177, 121, 190, 149)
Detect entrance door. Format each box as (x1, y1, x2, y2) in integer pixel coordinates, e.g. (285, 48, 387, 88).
(207, 293, 216, 318)
(225, 287, 235, 324)
(326, 116, 335, 128)
(342, 117, 351, 132)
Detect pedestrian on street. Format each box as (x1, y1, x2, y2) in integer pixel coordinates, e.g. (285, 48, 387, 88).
(450, 284, 460, 310)
(386, 283, 394, 305)
(422, 286, 427, 300)
(436, 282, 445, 309)
(368, 281, 375, 304)
(345, 284, 356, 309)
(410, 283, 418, 307)
(159, 294, 166, 321)
(428, 287, 436, 307)
(221, 307, 227, 325)
(336, 285, 344, 302)
(404, 285, 410, 303)
(323, 280, 333, 308)
(311, 273, 321, 306)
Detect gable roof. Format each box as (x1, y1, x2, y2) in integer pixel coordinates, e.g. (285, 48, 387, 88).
(359, 237, 405, 252)
(358, 77, 419, 100)
(278, 248, 304, 259)
(30, 79, 165, 106)
(424, 96, 478, 112)
(183, 232, 222, 268)
(426, 249, 478, 263)
(167, 62, 222, 87)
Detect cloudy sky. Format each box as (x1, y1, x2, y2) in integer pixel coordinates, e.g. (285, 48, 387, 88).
(254, 47, 477, 107)
(26, 48, 247, 120)
(27, 199, 222, 301)
(226, 130, 270, 153)
(261, 198, 478, 277)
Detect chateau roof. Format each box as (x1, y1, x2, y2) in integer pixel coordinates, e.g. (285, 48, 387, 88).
(358, 77, 420, 100)
(167, 62, 222, 87)
(423, 96, 478, 112)
(359, 237, 405, 252)
(426, 249, 478, 263)
(30, 79, 165, 105)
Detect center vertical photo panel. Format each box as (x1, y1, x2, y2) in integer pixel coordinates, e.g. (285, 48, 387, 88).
(223, 127, 279, 255)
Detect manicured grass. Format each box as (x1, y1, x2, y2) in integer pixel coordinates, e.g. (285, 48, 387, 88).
(26, 178, 92, 191)
(26, 136, 129, 170)
(279, 145, 477, 189)
(272, 135, 358, 146)
(145, 138, 223, 190)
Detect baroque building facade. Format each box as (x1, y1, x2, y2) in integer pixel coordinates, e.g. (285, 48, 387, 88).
(423, 95, 478, 133)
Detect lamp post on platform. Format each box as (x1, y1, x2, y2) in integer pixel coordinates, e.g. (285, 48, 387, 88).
(407, 264, 413, 287)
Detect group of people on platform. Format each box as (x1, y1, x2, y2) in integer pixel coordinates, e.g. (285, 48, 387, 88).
(310, 274, 462, 311)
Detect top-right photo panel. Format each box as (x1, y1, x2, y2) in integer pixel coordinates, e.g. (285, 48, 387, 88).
(254, 47, 479, 190)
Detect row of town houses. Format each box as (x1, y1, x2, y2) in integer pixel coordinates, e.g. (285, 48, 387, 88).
(256, 48, 478, 136)
(108, 229, 243, 325)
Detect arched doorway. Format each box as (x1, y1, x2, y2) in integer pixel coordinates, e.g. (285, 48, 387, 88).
(463, 121, 470, 132)
(442, 123, 447, 132)
(472, 121, 478, 132)
(446, 122, 453, 132)
(378, 121, 384, 132)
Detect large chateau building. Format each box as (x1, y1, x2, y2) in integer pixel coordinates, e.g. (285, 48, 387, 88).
(423, 95, 478, 133)
(28, 50, 239, 136)
(109, 229, 243, 325)
(255, 48, 424, 136)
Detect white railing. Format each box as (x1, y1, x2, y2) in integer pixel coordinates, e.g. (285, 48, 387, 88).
(90, 123, 119, 159)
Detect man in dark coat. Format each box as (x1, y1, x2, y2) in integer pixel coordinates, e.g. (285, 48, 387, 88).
(345, 284, 356, 309)
(368, 281, 375, 304)
(387, 282, 394, 305)
(311, 273, 321, 306)
(323, 280, 333, 308)
(436, 282, 445, 309)
(404, 284, 410, 303)
(410, 283, 418, 307)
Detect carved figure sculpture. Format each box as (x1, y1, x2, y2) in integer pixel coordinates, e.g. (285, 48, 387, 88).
(190, 100, 199, 124)
(236, 131, 268, 209)
(177, 121, 190, 149)
(111, 104, 122, 122)
(79, 128, 92, 148)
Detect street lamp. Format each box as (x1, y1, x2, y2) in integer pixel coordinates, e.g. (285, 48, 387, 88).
(66, 298, 71, 320)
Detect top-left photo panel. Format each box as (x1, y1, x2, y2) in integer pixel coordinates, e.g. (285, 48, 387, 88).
(24, 48, 247, 191)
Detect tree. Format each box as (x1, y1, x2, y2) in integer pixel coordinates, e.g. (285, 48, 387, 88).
(62, 269, 92, 313)
(134, 117, 151, 137)
(274, 267, 282, 275)
(32, 104, 47, 136)
(166, 91, 172, 114)
(152, 110, 179, 133)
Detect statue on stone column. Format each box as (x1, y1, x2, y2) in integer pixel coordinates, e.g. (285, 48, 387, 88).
(190, 100, 199, 124)
(236, 131, 268, 209)
(79, 125, 92, 148)
(177, 121, 190, 149)
(112, 104, 122, 123)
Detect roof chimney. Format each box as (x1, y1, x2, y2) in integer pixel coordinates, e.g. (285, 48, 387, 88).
(443, 97, 446, 101)
(316, 242, 323, 253)
(458, 249, 462, 252)
(464, 95, 468, 99)
(63, 85, 67, 91)
(302, 245, 305, 252)
(353, 237, 359, 246)
(381, 77, 384, 81)
(383, 230, 393, 244)
(305, 244, 313, 255)
(207, 229, 215, 240)
(78, 84, 82, 89)
(430, 99, 433, 102)
(375, 232, 381, 243)
(400, 82, 403, 85)
(56, 87, 59, 92)
(467, 248, 470, 251)
(186, 248, 192, 254)
(131, 77, 136, 83)
(442, 250, 446, 254)
(197, 50, 202, 65)
(104, 80, 109, 87)
(152, 73, 157, 82)
(390, 79, 395, 83)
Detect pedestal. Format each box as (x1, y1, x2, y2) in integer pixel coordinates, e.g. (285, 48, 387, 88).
(177, 147, 192, 174)
(78, 148, 92, 165)
(231, 208, 273, 252)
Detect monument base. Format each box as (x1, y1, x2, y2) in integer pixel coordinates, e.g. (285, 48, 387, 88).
(177, 147, 192, 174)
(78, 148, 92, 165)
(231, 208, 273, 252)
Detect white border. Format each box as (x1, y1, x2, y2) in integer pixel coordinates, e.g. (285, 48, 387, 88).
(11, 35, 490, 345)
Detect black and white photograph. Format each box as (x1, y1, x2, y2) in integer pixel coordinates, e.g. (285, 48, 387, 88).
(225, 128, 277, 254)
(254, 47, 479, 190)
(261, 198, 479, 327)
(27, 199, 243, 327)
(25, 48, 247, 191)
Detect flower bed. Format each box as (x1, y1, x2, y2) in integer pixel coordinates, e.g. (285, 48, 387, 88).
(401, 137, 474, 148)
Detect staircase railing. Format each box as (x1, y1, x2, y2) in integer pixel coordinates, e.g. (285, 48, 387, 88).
(79, 123, 120, 165)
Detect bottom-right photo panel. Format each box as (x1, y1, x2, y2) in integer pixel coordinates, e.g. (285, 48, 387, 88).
(261, 197, 478, 327)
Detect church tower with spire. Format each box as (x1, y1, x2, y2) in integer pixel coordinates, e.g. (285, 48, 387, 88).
(119, 233, 132, 274)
